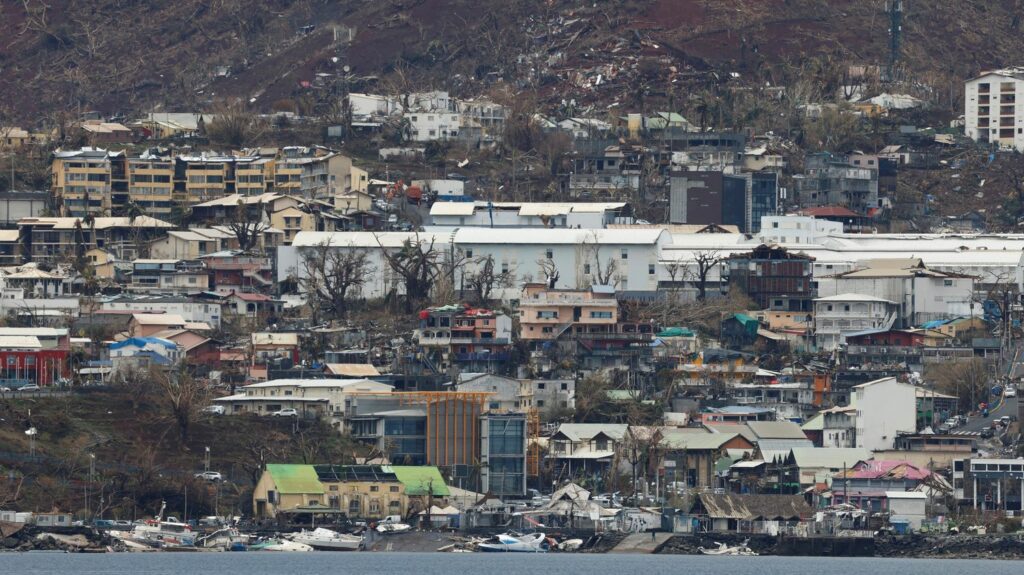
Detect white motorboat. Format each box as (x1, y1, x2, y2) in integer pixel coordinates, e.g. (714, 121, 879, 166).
(477, 532, 549, 553)
(108, 502, 196, 549)
(252, 539, 314, 552)
(289, 527, 363, 551)
(698, 541, 758, 556)
(376, 522, 412, 534)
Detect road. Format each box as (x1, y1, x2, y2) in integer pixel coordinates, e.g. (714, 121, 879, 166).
(961, 396, 1018, 432)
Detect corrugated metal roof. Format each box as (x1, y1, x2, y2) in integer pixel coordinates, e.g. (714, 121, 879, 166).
(385, 466, 450, 496)
(453, 228, 666, 245)
(789, 447, 871, 469)
(0, 335, 42, 348)
(265, 464, 324, 495)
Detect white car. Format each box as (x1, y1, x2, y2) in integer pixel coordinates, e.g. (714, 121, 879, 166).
(270, 408, 298, 417)
(194, 471, 223, 482)
(202, 405, 226, 415)
(1005, 386, 1017, 398)
(18, 385, 40, 392)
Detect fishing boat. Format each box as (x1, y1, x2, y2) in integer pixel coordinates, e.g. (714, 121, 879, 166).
(477, 532, 549, 553)
(697, 540, 758, 556)
(288, 527, 363, 551)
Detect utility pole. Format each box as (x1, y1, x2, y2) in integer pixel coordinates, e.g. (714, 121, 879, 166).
(885, 1, 904, 83)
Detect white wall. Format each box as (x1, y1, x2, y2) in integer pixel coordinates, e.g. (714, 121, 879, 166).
(101, 300, 222, 327)
(816, 276, 974, 326)
(854, 378, 917, 452)
(965, 73, 1024, 152)
(759, 216, 842, 245)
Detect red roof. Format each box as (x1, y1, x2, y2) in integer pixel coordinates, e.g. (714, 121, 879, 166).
(231, 292, 272, 302)
(800, 206, 860, 218)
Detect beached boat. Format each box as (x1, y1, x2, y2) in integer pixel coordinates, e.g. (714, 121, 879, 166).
(250, 539, 314, 552)
(376, 521, 412, 534)
(289, 527, 363, 551)
(698, 541, 758, 556)
(108, 503, 197, 549)
(477, 532, 549, 553)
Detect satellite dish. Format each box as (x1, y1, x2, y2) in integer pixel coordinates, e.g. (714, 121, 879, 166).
(25, 427, 37, 436)
(343, 65, 351, 73)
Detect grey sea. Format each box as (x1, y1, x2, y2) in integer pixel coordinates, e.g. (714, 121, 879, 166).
(0, 552, 1021, 574)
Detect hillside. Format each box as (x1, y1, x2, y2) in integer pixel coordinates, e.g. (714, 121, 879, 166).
(0, 388, 357, 518)
(2, 1, 1024, 124)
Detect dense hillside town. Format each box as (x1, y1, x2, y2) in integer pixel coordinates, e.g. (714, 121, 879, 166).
(0, 0, 1022, 560)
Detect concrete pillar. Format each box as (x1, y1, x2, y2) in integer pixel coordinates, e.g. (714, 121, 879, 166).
(973, 477, 978, 510)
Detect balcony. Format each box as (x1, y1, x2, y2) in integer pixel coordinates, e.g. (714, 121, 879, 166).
(455, 352, 511, 362)
(575, 331, 653, 341)
(449, 336, 511, 345)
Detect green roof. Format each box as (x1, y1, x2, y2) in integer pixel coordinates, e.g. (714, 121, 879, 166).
(657, 327, 695, 338)
(385, 466, 450, 496)
(266, 464, 324, 495)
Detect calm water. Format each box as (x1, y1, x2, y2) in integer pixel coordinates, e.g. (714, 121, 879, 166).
(0, 552, 1020, 575)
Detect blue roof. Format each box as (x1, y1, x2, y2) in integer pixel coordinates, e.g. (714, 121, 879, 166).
(109, 337, 177, 350)
(920, 319, 950, 329)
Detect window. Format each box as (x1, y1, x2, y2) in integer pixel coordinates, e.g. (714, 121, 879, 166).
(501, 262, 509, 273)
(465, 249, 473, 258)
(537, 400, 545, 407)
(369, 499, 381, 514)
(349, 500, 360, 515)
(390, 486, 400, 493)
(545, 249, 553, 259)
(537, 310, 558, 319)
(943, 279, 953, 287)
(595, 438, 609, 451)
(620, 249, 628, 259)
(648, 264, 656, 275)
(589, 311, 613, 319)
(584, 263, 591, 274)
(537, 382, 546, 390)
(561, 382, 568, 391)
(370, 485, 379, 492)
(843, 305, 850, 312)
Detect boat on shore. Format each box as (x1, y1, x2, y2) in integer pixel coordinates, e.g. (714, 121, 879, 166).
(288, 527, 363, 551)
(249, 538, 314, 552)
(477, 533, 549, 553)
(108, 503, 197, 549)
(698, 540, 758, 556)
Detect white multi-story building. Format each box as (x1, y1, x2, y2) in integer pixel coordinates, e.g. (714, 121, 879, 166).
(853, 377, 917, 452)
(965, 68, 1024, 152)
(813, 293, 898, 351)
(100, 296, 223, 327)
(759, 215, 842, 245)
(428, 201, 627, 229)
(279, 228, 670, 302)
(815, 258, 975, 326)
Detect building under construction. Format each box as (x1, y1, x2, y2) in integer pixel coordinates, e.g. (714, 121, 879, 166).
(345, 391, 528, 497)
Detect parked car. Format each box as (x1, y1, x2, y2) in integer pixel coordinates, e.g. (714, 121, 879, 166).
(270, 408, 298, 417)
(194, 471, 223, 482)
(999, 416, 1012, 426)
(202, 405, 226, 415)
(943, 418, 959, 429)
(1005, 386, 1017, 398)
(980, 427, 995, 439)
(17, 384, 40, 392)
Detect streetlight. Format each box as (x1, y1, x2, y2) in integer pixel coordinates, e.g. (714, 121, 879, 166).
(204, 446, 210, 472)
